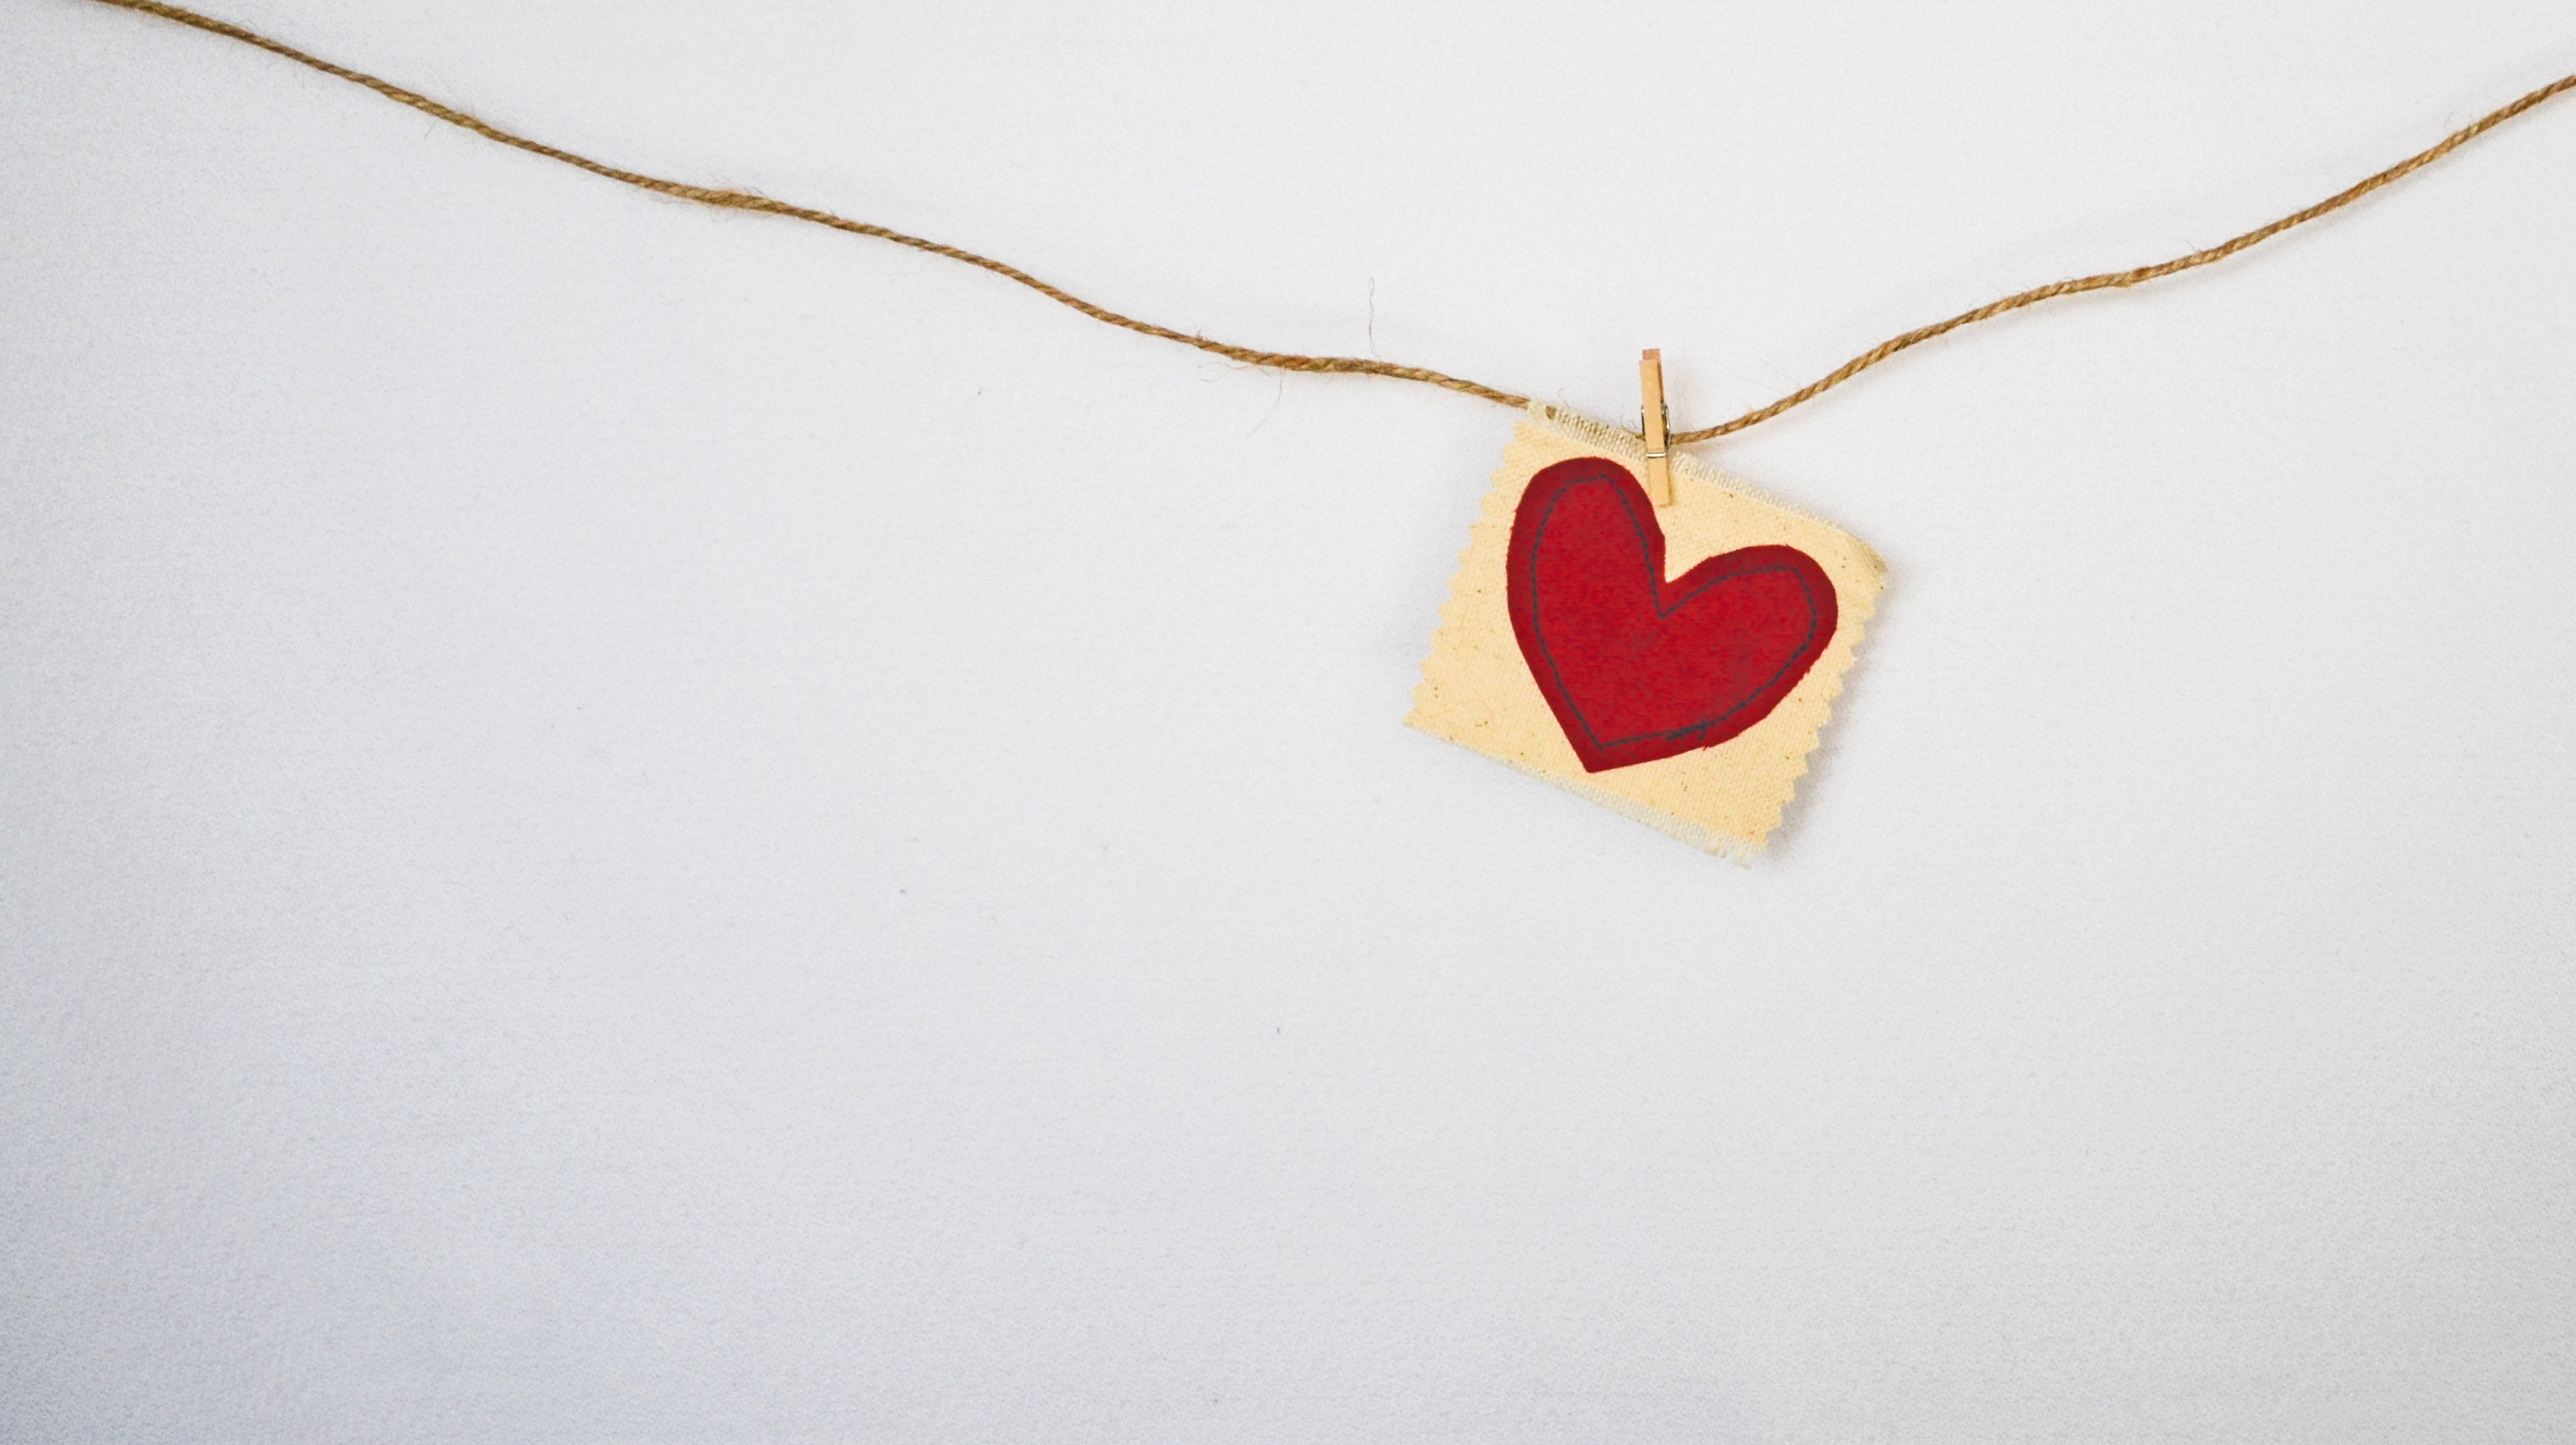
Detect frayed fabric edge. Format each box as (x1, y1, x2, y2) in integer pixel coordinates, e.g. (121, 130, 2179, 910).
(1524, 403, 1886, 569)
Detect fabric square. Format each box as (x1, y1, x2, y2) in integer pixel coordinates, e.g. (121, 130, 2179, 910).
(1409, 404, 1885, 860)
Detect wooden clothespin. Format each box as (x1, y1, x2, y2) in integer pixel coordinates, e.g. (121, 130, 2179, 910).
(1639, 349, 1673, 506)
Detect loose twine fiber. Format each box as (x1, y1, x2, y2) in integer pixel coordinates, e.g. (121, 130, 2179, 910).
(83, 0, 2576, 443)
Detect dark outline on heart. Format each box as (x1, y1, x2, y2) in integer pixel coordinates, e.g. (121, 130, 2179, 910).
(1507, 456, 1838, 773)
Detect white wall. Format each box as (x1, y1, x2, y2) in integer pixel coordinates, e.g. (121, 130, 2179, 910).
(6, 1, 2574, 1439)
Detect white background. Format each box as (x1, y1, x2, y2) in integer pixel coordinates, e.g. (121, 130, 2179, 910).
(6, 1, 2575, 1440)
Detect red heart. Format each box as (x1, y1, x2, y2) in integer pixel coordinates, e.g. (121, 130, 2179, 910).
(1507, 457, 1838, 773)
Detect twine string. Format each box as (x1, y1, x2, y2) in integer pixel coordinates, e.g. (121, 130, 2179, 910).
(80, 0, 2576, 443)
(1675, 69, 2576, 443)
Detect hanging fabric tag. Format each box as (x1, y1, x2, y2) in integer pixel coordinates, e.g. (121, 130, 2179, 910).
(1408, 404, 1885, 861)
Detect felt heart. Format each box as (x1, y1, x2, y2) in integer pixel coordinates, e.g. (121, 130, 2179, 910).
(1507, 457, 1838, 773)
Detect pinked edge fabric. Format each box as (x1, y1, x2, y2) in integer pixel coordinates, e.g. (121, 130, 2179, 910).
(1407, 404, 1886, 861)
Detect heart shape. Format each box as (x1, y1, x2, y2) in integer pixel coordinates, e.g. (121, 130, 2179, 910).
(1507, 457, 1838, 773)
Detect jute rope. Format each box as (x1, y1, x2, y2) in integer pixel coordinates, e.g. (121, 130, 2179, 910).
(76, 0, 2576, 443)
(1675, 68, 2576, 442)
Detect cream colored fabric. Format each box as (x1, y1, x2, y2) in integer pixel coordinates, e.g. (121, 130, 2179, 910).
(1408, 404, 1885, 861)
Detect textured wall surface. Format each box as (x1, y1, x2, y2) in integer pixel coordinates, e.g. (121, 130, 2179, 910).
(6, 2, 2575, 1440)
